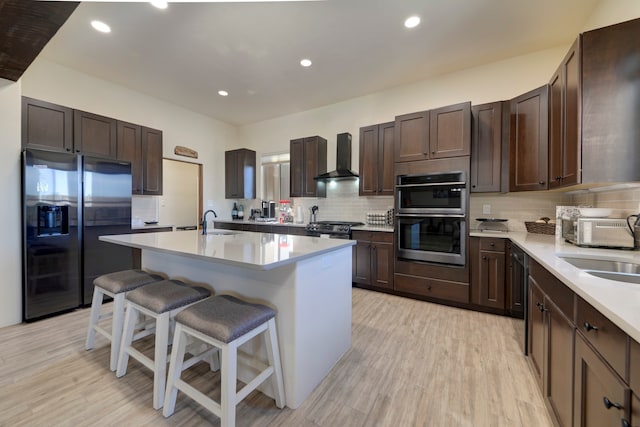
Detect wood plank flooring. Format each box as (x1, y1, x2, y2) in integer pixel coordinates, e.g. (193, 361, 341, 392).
(0, 288, 553, 426)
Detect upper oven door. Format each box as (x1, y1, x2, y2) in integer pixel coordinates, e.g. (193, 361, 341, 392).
(396, 172, 466, 214)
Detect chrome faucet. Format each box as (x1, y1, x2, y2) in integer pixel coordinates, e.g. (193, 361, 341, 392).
(201, 209, 218, 234)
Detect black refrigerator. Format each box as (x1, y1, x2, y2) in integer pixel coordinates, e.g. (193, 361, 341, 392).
(22, 148, 134, 321)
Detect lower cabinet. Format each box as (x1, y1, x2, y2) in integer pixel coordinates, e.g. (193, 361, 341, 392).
(470, 237, 506, 311)
(352, 230, 393, 290)
(528, 259, 574, 427)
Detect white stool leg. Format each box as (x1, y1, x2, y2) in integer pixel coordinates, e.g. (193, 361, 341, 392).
(264, 318, 286, 408)
(109, 293, 126, 371)
(116, 303, 139, 377)
(220, 343, 237, 427)
(163, 323, 187, 417)
(153, 312, 171, 410)
(85, 287, 104, 350)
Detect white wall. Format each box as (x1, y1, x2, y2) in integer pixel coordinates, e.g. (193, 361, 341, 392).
(582, 0, 640, 30)
(0, 78, 23, 327)
(21, 58, 238, 214)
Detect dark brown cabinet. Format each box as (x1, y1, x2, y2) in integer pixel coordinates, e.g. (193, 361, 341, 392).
(141, 127, 163, 195)
(470, 237, 506, 310)
(394, 102, 471, 163)
(73, 110, 117, 158)
(117, 121, 143, 193)
(116, 123, 163, 195)
(509, 85, 549, 192)
(581, 17, 640, 183)
(573, 333, 628, 427)
(359, 122, 394, 196)
(470, 101, 508, 193)
(225, 148, 256, 199)
(528, 259, 574, 427)
(290, 136, 327, 198)
(429, 101, 471, 159)
(352, 230, 393, 290)
(549, 37, 580, 189)
(21, 97, 73, 152)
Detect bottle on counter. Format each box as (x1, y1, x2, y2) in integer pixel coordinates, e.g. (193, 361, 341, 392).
(238, 204, 244, 219)
(232, 202, 238, 220)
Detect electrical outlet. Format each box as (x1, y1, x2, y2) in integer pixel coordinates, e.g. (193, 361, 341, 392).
(482, 204, 491, 215)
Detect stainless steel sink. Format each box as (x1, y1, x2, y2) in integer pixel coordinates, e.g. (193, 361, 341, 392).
(558, 254, 640, 284)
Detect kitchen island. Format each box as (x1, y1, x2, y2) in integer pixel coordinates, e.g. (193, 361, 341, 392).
(100, 229, 355, 408)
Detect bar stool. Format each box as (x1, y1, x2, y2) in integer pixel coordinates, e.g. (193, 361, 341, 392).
(85, 269, 164, 371)
(116, 279, 212, 410)
(163, 295, 285, 427)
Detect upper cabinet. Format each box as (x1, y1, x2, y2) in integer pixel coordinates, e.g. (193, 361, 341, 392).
(290, 136, 327, 198)
(225, 148, 256, 199)
(394, 101, 470, 163)
(22, 97, 73, 152)
(509, 85, 549, 192)
(470, 101, 508, 193)
(549, 37, 580, 189)
(116, 123, 163, 195)
(359, 121, 394, 196)
(581, 17, 640, 183)
(73, 110, 117, 158)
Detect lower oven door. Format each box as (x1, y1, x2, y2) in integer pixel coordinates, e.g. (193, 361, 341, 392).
(396, 214, 466, 265)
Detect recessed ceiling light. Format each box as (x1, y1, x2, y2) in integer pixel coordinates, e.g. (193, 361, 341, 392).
(91, 20, 111, 33)
(150, 1, 168, 9)
(300, 59, 312, 67)
(404, 16, 421, 29)
(218, 90, 229, 97)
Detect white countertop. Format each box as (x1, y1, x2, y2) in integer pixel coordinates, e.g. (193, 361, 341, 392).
(101, 229, 355, 271)
(472, 230, 640, 343)
(132, 223, 174, 230)
(214, 218, 307, 228)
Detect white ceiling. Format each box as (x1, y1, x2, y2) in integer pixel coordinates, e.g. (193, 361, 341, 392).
(40, 0, 600, 126)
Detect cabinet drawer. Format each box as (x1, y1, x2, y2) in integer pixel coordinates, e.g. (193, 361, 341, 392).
(576, 296, 628, 379)
(351, 230, 393, 243)
(479, 237, 505, 252)
(394, 273, 469, 303)
(529, 259, 574, 319)
(632, 339, 640, 392)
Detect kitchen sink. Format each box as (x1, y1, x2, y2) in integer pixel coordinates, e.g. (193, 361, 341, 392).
(557, 254, 640, 284)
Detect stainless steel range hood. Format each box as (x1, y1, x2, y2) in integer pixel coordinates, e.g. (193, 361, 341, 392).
(314, 133, 359, 180)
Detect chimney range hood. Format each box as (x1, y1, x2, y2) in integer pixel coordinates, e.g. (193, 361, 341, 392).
(314, 133, 359, 180)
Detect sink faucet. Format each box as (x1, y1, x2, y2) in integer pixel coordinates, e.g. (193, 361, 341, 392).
(201, 209, 218, 234)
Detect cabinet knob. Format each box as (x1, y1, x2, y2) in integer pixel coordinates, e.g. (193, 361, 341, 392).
(472, 185, 476, 188)
(535, 302, 546, 313)
(622, 418, 630, 427)
(556, 176, 562, 181)
(583, 322, 599, 332)
(482, 256, 487, 260)
(489, 242, 495, 246)
(538, 180, 545, 185)
(603, 396, 623, 410)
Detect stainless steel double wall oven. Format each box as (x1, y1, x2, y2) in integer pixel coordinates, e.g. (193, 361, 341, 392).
(396, 171, 467, 265)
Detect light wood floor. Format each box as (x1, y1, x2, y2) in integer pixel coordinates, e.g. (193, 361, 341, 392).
(0, 288, 553, 426)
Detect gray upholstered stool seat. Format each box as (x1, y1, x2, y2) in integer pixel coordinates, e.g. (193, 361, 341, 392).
(86, 269, 164, 371)
(117, 279, 212, 410)
(175, 295, 276, 343)
(163, 295, 285, 426)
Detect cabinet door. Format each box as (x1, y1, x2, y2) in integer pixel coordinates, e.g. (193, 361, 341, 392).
(394, 111, 429, 162)
(471, 102, 505, 193)
(546, 296, 574, 427)
(429, 101, 471, 159)
(303, 136, 327, 197)
(509, 85, 549, 192)
(117, 121, 143, 194)
(378, 122, 395, 194)
(74, 110, 117, 158)
(225, 150, 240, 198)
(477, 250, 506, 309)
(631, 391, 639, 427)
(141, 127, 163, 195)
(574, 333, 628, 427)
(549, 65, 563, 189)
(372, 241, 393, 289)
(21, 97, 73, 152)
(290, 138, 304, 197)
(359, 125, 379, 196)
(528, 277, 546, 389)
(352, 240, 372, 285)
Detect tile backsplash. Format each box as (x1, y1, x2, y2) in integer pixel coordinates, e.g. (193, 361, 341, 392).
(569, 186, 640, 217)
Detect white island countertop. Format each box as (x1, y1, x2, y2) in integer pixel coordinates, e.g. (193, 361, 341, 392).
(472, 230, 640, 343)
(101, 229, 355, 271)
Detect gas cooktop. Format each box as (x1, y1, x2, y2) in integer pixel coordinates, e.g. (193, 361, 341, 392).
(305, 221, 364, 236)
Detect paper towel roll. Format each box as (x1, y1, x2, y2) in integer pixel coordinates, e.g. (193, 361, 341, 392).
(295, 205, 305, 224)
